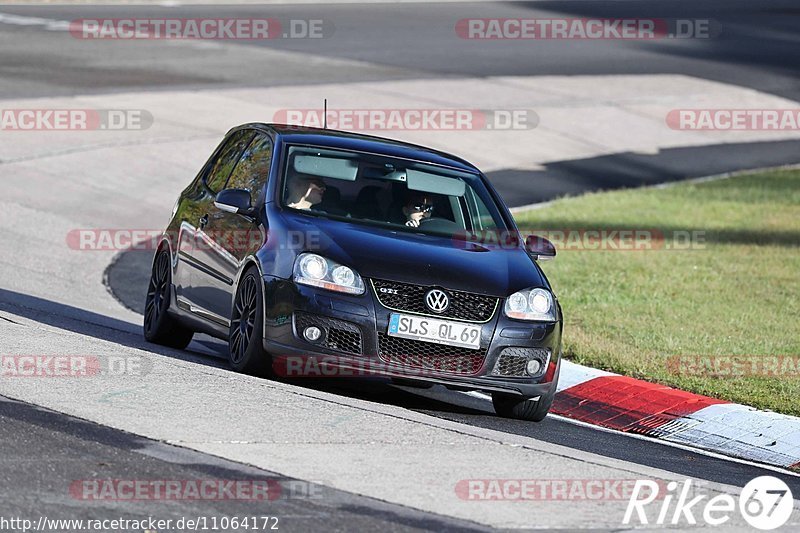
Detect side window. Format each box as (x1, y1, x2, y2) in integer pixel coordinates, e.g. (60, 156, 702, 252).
(225, 134, 273, 198)
(204, 130, 254, 193)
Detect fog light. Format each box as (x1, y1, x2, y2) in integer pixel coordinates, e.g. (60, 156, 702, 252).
(526, 359, 542, 376)
(303, 326, 322, 342)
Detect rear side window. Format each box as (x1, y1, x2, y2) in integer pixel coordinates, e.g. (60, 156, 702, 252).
(204, 130, 254, 193)
(225, 134, 273, 198)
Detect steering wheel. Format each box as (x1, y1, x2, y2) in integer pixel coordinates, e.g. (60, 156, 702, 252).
(418, 217, 461, 233)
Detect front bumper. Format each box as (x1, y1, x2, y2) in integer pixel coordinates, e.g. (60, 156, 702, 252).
(261, 276, 562, 398)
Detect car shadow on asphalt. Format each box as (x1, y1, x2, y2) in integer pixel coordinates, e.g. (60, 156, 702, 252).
(0, 287, 230, 370)
(0, 287, 487, 418)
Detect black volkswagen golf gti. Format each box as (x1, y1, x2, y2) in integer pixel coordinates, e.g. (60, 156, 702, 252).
(144, 123, 562, 421)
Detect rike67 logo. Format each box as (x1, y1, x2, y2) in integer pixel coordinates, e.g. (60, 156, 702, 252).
(624, 476, 794, 529)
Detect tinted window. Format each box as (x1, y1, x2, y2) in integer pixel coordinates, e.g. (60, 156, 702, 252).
(225, 134, 273, 198)
(204, 130, 254, 193)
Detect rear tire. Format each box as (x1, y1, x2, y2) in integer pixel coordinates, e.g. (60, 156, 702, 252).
(492, 388, 555, 422)
(143, 250, 194, 349)
(228, 267, 272, 375)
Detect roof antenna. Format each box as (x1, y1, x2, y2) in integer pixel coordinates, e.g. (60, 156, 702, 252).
(323, 99, 327, 129)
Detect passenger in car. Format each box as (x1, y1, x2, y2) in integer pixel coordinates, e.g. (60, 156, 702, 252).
(286, 176, 326, 210)
(287, 176, 351, 217)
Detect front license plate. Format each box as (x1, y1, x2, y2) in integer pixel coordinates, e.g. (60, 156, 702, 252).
(388, 313, 481, 350)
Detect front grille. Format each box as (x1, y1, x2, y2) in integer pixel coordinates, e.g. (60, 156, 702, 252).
(371, 279, 498, 322)
(491, 347, 551, 377)
(377, 333, 487, 375)
(294, 312, 363, 355)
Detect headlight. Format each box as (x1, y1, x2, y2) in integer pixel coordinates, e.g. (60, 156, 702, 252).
(504, 288, 556, 321)
(293, 253, 365, 295)
(299, 254, 328, 280)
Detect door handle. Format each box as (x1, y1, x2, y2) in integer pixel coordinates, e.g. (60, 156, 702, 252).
(199, 214, 209, 229)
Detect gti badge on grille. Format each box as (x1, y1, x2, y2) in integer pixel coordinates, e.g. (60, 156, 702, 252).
(425, 289, 450, 313)
(379, 287, 400, 295)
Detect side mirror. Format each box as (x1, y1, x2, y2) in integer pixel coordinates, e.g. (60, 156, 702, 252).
(214, 189, 254, 216)
(525, 235, 556, 261)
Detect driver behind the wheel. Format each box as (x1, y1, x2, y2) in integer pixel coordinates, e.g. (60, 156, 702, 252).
(402, 192, 434, 227)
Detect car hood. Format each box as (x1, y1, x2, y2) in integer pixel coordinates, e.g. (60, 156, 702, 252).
(276, 212, 546, 297)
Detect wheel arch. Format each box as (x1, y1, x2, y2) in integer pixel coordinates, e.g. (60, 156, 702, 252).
(152, 237, 175, 269)
(232, 256, 265, 291)
(231, 256, 267, 317)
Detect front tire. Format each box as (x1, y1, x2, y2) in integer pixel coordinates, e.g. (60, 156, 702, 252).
(492, 388, 555, 422)
(228, 267, 272, 375)
(143, 250, 194, 349)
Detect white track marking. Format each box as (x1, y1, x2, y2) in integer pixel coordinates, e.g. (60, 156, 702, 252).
(0, 13, 70, 31)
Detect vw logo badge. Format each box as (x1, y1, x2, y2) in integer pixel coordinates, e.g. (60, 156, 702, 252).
(425, 289, 450, 313)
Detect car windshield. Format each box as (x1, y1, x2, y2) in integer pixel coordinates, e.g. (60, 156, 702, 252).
(280, 145, 507, 237)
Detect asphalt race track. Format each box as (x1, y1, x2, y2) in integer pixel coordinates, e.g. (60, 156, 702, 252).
(1, 1, 799, 530)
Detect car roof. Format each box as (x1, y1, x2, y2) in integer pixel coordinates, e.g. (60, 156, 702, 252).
(236, 123, 481, 174)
